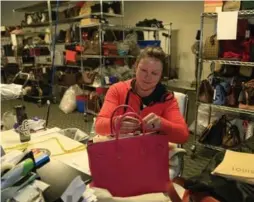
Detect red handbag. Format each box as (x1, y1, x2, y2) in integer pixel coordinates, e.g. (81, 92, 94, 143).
(87, 105, 170, 197)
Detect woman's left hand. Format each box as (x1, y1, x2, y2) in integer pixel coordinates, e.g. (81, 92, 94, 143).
(142, 113, 161, 131)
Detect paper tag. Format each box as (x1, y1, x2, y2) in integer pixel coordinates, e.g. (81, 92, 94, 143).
(246, 30, 250, 39)
(1, 26, 6, 31)
(104, 76, 110, 84)
(213, 89, 216, 100)
(216, 7, 222, 13)
(11, 34, 17, 46)
(217, 11, 238, 40)
(7, 56, 17, 63)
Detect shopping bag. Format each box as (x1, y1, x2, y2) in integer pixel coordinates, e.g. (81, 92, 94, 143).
(87, 105, 171, 198)
(212, 150, 254, 184)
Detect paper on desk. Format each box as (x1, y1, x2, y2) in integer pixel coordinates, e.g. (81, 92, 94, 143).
(82, 188, 98, 202)
(217, 11, 238, 40)
(57, 151, 91, 175)
(32, 179, 50, 192)
(61, 176, 86, 202)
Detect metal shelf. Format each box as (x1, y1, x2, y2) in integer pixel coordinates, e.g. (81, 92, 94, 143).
(80, 23, 168, 31)
(198, 102, 254, 117)
(81, 55, 135, 59)
(13, 1, 75, 12)
(196, 142, 225, 152)
(102, 24, 168, 32)
(22, 13, 124, 28)
(203, 59, 254, 67)
(202, 10, 254, 19)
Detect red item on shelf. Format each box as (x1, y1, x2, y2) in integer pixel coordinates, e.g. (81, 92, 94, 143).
(65, 50, 77, 62)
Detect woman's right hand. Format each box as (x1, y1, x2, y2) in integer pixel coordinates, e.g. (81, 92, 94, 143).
(113, 115, 141, 134)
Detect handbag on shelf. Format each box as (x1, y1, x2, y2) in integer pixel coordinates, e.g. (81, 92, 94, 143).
(199, 115, 227, 147)
(83, 31, 100, 55)
(223, 0, 241, 11)
(216, 65, 239, 77)
(241, 1, 254, 10)
(222, 124, 241, 148)
(239, 66, 253, 78)
(87, 105, 172, 198)
(203, 35, 219, 59)
(239, 79, 254, 110)
(82, 68, 97, 85)
(198, 79, 214, 103)
(86, 91, 101, 115)
(226, 78, 242, 107)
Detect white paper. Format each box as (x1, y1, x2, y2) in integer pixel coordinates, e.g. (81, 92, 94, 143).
(32, 179, 50, 192)
(216, 6, 222, 13)
(217, 11, 238, 40)
(61, 176, 86, 202)
(57, 151, 91, 175)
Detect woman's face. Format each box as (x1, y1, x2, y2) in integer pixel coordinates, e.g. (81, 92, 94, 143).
(135, 57, 163, 92)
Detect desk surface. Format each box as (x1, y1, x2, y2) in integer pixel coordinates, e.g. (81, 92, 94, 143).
(1, 128, 91, 174)
(1, 128, 92, 201)
(37, 159, 92, 202)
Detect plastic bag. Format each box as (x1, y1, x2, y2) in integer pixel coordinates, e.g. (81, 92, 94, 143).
(60, 128, 89, 143)
(59, 85, 83, 114)
(1, 111, 16, 131)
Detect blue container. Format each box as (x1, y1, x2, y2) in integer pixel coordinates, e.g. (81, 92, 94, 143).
(76, 95, 86, 113)
(137, 40, 161, 49)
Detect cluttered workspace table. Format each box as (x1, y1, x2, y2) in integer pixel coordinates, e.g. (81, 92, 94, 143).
(1, 127, 94, 202)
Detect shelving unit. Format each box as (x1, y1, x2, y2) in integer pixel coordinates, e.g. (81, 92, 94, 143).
(79, 23, 171, 88)
(191, 10, 254, 156)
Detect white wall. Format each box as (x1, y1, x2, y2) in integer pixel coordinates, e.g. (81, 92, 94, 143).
(123, 1, 214, 82)
(1, 1, 215, 82)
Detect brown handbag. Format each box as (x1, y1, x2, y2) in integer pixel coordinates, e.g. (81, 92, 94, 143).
(86, 91, 101, 115)
(83, 31, 100, 55)
(239, 79, 254, 111)
(83, 69, 97, 85)
(198, 80, 214, 103)
(223, 0, 241, 11)
(203, 35, 219, 59)
(222, 124, 241, 148)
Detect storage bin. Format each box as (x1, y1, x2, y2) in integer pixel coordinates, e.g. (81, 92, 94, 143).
(76, 95, 87, 113)
(137, 40, 161, 49)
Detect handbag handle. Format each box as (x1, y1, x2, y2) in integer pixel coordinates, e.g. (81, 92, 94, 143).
(110, 105, 145, 139)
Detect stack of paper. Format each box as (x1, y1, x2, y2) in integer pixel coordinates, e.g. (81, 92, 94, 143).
(212, 150, 254, 184)
(61, 176, 97, 202)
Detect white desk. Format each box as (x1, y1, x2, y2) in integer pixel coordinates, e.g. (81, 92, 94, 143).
(1, 128, 91, 174)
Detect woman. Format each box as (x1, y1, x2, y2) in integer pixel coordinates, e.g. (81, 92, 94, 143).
(95, 46, 189, 144)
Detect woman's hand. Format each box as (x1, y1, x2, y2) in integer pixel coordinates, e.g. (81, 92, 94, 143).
(142, 113, 161, 131)
(113, 115, 141, 134)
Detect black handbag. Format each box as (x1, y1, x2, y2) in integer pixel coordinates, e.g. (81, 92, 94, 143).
(185, 152, 254, 202)
(199, 115, 227, 146)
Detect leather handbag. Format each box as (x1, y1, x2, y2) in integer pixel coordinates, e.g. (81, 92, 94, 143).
(203, 35, 219, 59)
(239, 79, 254, 111)
(83, 68, 97, 85)
(223, 0, 241, 11)
(198, 80, 214, 103)
(241, 1, 254, 10)
(86, 91, 101, 115)
(199, 115, 227, 146)
(240, 66, 253, 78)
(84, 31, 100, 55)
(222, 124, 241, 148)
(243, 79, 254, 106)
(87, 105, 170, 197)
